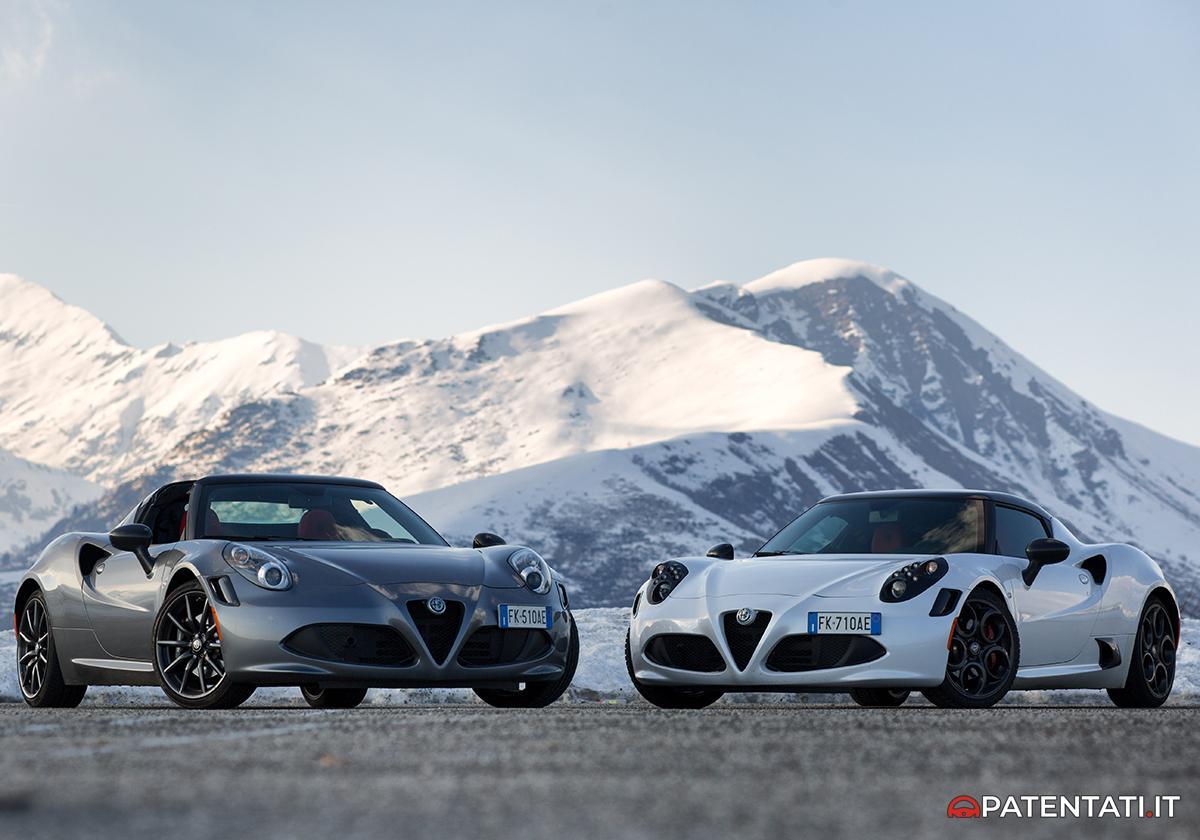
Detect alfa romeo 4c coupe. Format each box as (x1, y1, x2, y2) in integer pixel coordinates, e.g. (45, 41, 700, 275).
(14, 474, 578, 709)
(626, 490, 1179, 709)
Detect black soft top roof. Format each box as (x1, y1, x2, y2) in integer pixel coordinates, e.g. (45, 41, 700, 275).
(819, 488, 1053, 521)
(193, 474, 385, 490)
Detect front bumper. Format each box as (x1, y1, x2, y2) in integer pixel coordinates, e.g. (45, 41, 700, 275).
(629, 591, 955, 690)
(207, 576, 572, 689)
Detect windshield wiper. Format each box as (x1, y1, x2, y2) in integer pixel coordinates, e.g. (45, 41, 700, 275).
(753, 550, 804, 557)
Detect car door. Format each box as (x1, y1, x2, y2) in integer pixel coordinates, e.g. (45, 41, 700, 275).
(81, 544, 165, 661)
(999, 505, 1098, 666)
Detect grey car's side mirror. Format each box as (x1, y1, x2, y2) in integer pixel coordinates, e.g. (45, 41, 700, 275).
(706, 543, 735, 560)
(472, 532, 506, 549)
(109, 523, 155, 578)
(1022, 537, 1070, 586)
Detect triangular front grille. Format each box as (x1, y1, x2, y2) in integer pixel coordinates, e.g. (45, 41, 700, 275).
(722, 611, 772, 670)
(406, 600, 465, 665)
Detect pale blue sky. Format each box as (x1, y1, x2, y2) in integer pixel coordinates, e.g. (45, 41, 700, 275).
(1, 1, 1198, 443)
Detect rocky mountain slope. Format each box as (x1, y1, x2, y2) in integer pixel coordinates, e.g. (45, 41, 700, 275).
(1, 262, 1197, 613)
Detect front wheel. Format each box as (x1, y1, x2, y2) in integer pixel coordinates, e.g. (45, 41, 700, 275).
(474, 614, 580, 708)
(17, 592, 87, 708)
(625, 630, 723, 709)
(921, 588, 1018, 709)
(301, 685, 369, 709)
(152, 581, 255, 709)
(849, 688, 910, 707)
(1108, 595, 1176, 708)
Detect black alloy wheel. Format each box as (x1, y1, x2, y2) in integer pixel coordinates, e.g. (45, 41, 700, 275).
(1108, 596, 1176, 708)
(152, 581, 254, 709)
(922, 588, 1018, 708)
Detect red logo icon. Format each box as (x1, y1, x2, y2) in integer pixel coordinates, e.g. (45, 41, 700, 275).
(947, 795, 981, 818)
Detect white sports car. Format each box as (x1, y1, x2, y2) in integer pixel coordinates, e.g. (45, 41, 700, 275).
(625, 490, 1180, 709)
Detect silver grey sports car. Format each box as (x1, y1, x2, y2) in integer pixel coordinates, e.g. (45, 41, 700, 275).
(13, 474, 578, 709)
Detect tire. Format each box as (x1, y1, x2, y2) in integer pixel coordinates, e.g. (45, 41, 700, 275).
(152, 580, 255, 709)
(922, 587, 1019, 709)
(849, 688, 910, 707)
(474, 613, 580, 708)
(624, 630, 724, 710)
(301, 685, 369, 709)
(1108, 594, 1177, 708)
(16, 591, 87, 709)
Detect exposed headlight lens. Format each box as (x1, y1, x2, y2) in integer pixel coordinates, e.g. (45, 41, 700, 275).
(508, 548, 552, 594)
(647, 561, 689, 605)
(223, 543, 293, 591)
(880, 557, 947, 603)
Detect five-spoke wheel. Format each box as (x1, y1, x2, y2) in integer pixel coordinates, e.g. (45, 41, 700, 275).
(152, 581, 254, 709)
(1109, 595, 1176, 708)
(923, 588, 1018, 708)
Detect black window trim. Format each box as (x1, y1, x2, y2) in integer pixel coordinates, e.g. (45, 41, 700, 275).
(990, 502, 1051, 557)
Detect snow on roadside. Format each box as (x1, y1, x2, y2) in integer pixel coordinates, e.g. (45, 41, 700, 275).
(1, 612, 1196, 706)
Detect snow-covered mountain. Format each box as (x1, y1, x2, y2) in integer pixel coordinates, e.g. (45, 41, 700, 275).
(2, 262, 1197, 615)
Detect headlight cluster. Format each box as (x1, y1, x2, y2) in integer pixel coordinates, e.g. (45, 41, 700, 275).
(647, 561, 688, 604)
(223, 543, 293, 591)
(508, 548, 552, 594)
(880, 557, 947, 602)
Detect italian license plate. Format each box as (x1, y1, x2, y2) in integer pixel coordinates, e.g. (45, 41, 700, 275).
(808, 611, 881, 635)
(499, 604, 551, 629)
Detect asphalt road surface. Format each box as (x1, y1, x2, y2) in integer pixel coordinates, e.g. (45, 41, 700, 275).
(0, 702, 1196, 839)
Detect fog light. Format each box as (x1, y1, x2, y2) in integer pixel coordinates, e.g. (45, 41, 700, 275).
(891, 579, 908, 598)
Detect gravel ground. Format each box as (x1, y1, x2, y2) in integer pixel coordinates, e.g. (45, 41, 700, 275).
(1, 703, 1197, 839)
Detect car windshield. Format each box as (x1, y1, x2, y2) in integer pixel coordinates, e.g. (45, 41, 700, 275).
(756, 497, 984, 557)
(195, 482, 448, 545)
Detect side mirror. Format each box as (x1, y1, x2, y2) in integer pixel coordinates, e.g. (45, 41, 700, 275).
(109, 523, 155, 578)
(472, 532, 506, 549)
(1022, 537, 1070, 586)
(706, 542, 735, 560)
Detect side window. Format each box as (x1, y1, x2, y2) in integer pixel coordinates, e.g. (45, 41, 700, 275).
(994, 506, 1049, 558)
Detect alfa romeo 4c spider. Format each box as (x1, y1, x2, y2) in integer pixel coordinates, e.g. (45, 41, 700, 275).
(626, 490, 1179, 709)
(14, 474, 577, 709)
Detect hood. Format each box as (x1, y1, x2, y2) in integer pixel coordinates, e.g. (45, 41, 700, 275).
(267, 543, 503, 587)
(679, 554, 927, 598)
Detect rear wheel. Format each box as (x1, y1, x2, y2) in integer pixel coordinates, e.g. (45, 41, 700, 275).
(922, 588, 1018, 709)
(152, 580, 255, 709)
(300, 685, 368, 709)
(16, 592, 87, 708)
(849, 688, 910, 707)
(474, 614, 580, 708)
(1108, 595, 1176, 708)
(625, 630, 723, 709)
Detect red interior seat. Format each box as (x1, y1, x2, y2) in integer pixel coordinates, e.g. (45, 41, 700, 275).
(298, 509, 339, 540)
(871, 523, 905, 553)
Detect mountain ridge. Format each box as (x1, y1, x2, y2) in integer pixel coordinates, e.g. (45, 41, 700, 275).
(2, 261, 1197, 614)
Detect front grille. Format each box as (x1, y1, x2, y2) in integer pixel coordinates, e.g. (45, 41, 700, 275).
(764, 634, 886, 672)
(283, 624, 416, 666)
(722, 611, 772, 670)
(457, 627, 553, 667)
(407, 600, 465, 665)
(643, 634, 726, 673)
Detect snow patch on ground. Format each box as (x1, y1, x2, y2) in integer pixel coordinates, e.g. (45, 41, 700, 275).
(2, 612, 1196, 707)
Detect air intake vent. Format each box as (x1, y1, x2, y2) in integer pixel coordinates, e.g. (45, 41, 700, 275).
(283, 624, 416, 667)
(643, 634, 726, 672)
(765, 634, 886, 672)
(457, 627, 553, 667)
(722, 611, 772, 670)
(407, 600, 465, 665)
